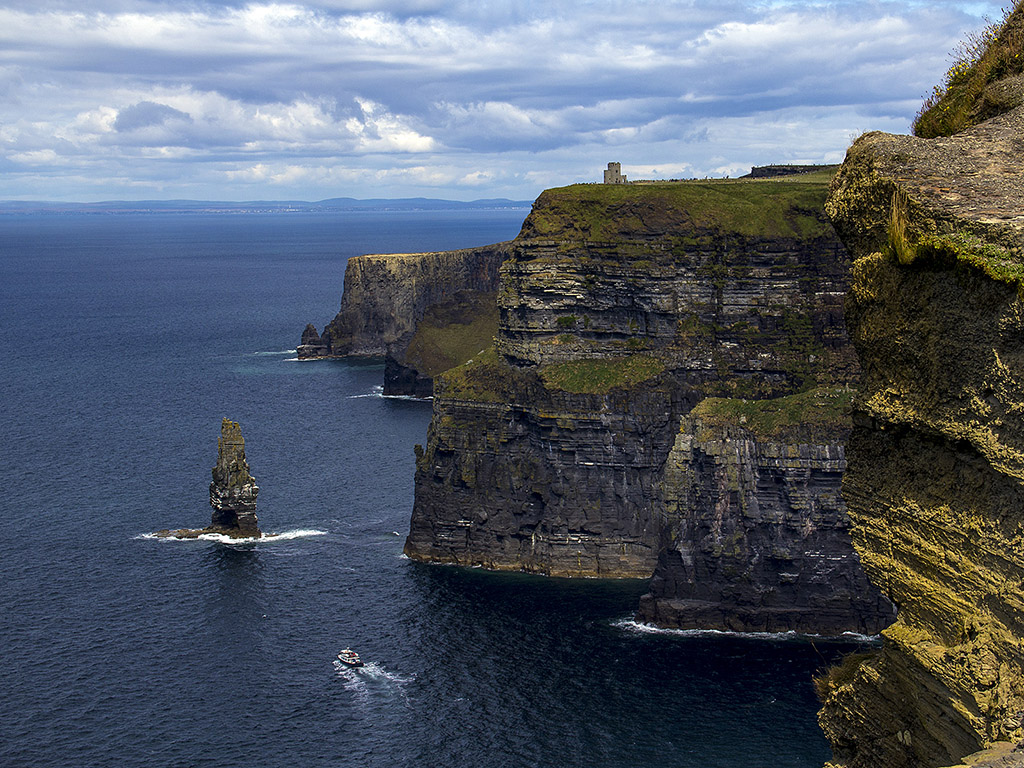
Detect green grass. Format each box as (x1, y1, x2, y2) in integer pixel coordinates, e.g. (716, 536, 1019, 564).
(913, 3, 1024, 137)
(520, 176, 837, 243)
(884, 218, 1024, 288)
(403, 292, 499, 377)
(539, 354, 666, 394)
(437, 346, 515, 402)
(691, 386, 855, 441)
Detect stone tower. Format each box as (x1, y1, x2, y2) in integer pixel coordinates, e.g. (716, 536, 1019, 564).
(603, 162, 627, 184)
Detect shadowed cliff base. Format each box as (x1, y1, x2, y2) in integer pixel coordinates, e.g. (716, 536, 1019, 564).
(817, 7, 1024, 763)
(636, 388, 894, 636)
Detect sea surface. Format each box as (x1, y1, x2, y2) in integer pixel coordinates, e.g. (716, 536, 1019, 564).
(0, 209, 870, 767)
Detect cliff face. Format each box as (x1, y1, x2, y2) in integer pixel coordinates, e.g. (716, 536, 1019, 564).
(407, 347, 683, 576)
(298, 243, 509, 394)
(817, 104, 1024, 767)
(496, 182, 857, 392)
(404, 177, 884, 624)
(637, 389, 894, 635)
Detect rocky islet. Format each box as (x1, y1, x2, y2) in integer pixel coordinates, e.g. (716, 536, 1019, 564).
(157, 418, 261, 539)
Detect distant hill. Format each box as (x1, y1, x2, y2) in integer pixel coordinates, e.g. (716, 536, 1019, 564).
(0, 197, 534, 214)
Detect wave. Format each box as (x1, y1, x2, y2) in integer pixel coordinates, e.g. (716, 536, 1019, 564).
(137, 529, 328, 544)
(252, 349, 297, 356)
(348, 385, 384, 399)
(613, 619, 881, 643)
(348, 385, 431, 401)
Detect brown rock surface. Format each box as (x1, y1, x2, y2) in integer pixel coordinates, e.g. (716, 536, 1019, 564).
(817, 105, 1024, 768)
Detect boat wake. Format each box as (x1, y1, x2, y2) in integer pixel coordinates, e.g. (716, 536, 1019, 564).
(613, 619, 881, 643)
(332, 660, 416, 704)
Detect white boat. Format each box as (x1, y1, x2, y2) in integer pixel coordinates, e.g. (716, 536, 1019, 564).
(337, 648, 364, 668)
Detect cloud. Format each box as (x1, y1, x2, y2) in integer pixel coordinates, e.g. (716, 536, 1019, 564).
(0, 0, 1007, 200)
(114, 101, 193, 131)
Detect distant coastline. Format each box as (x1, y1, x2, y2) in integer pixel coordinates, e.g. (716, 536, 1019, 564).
(0, 197, 534, 215)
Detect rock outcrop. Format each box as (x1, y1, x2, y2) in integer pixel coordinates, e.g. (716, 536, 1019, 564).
(156, 418, 261, 539)
(815, 100, 1024, 767)
(404, 176, 890, 638)
(636, 388, 894, 635)
(298, 243, 510, 395)
(208, 418, 260, 537)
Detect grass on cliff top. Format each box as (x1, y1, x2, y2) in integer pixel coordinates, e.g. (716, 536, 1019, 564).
(437, 346, 514, 402)
(913, 2, 1024, 137)
(691, 386, 855, 441)
(539, 354, 666, 394)
(522, 176, 836, 242)
(403, 292, 499, 377)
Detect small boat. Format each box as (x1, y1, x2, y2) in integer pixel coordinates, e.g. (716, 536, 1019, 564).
(337, 648, 364, 668)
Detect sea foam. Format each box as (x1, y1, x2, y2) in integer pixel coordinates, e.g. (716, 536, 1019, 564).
(614, 619, 881, 643)
(138, 529, 328, 544)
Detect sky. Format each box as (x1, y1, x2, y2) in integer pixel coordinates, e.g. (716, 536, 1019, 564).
(0, 0, 1007, 202)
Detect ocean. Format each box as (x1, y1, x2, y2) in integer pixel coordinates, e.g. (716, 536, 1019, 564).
(0, 209, 867, 767)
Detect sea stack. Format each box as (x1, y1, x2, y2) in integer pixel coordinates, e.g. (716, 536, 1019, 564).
(209, 418, 261, 538)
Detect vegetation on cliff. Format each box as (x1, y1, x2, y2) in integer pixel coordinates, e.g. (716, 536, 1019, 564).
(690, 386, 854, 442)
(520, 177, 837, 245)
(402, 291, 499, 378)
(539, 354, 666, 394)
(914, 2, 1024, 138)
(409, 169, 874, 607)
(435, 346, 523, 403)
(819, 15, 1024, 762)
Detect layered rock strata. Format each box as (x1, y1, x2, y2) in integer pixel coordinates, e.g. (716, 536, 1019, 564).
(405, 178, 881, 612)
(208, 418, 260, 537)
(636, 389, 894, 635)
(816, 104, 1024, 767)
(298, 243, 509, 395)
(157, 418, 261, 539)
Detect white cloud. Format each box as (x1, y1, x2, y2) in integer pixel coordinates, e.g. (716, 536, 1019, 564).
(9, 149, 60, 165)
(0, 1, 1007, 200)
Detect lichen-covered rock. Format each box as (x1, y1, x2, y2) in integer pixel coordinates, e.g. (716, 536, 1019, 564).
(637, 388, 894, 635)
(817, 104, 1024, 768)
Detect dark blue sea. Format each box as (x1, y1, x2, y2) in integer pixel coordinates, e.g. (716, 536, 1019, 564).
(0, 209, 865, 767)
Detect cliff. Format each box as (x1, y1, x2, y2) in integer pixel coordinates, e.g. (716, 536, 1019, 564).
(637, 388, 893, 635)
(815, 99, 1024, 768)
(404, 174, 889, 635)
(298, 243, 509, 395)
